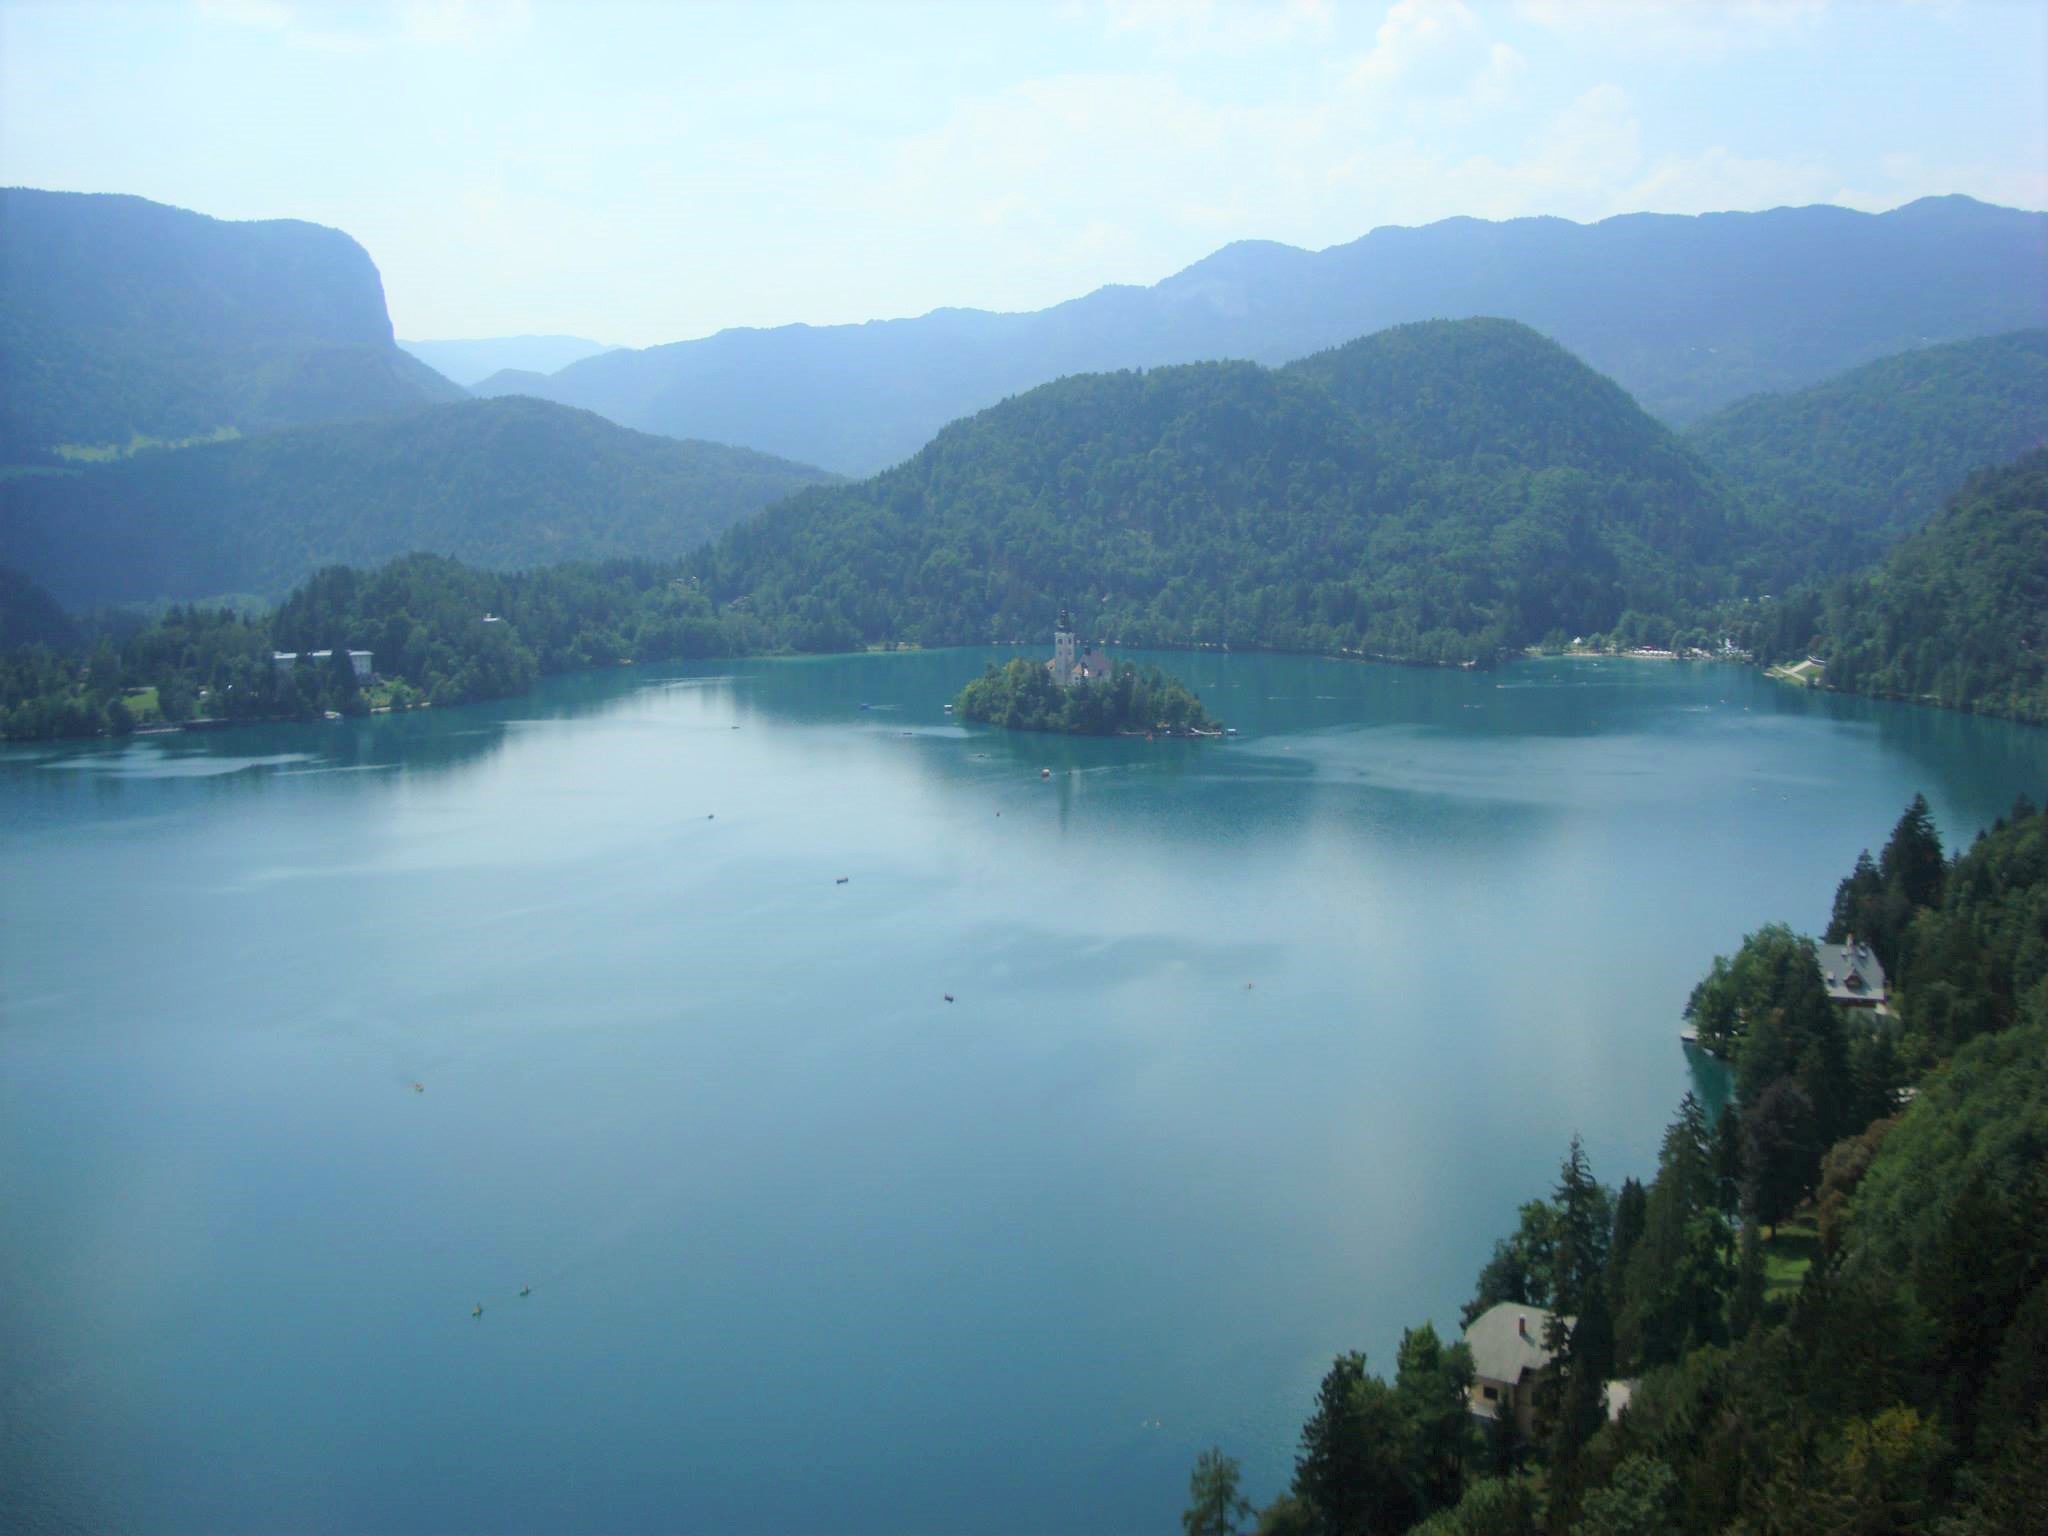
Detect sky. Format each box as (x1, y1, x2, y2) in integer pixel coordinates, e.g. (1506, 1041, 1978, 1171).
(2, 0, 2044, 347)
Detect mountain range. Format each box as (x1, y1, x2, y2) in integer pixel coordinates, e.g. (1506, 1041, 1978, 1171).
(476, 196, 2048, 475)
(3, 182, 2045, 733)
(398, 335, 614, 387)
(0, 188, 462, 462)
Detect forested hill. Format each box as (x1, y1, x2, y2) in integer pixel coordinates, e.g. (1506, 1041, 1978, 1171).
(1687, 330, 2048, 563)
(1290, 318, 1707, 478)
(482, 197, 2048, 474)
(687, 319, 1750, 662)
(0, 567, 76, 651)
(0, 396, 839, 609)
(0, 188, 463, 462)
(1811, 450, 2048, 724)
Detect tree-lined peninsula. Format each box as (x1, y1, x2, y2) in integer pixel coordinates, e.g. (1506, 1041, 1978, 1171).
(1201, 791, 2048, 1534)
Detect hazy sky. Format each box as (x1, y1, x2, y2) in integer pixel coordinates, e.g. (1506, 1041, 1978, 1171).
(3, 0, 2044, 346)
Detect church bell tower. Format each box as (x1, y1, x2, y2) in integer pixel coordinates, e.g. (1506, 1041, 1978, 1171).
(1053, 607, 1077, 687)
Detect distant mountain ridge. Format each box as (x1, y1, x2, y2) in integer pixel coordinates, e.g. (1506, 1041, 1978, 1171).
(0, 396, 839, 609)
(0, 188, 462, 461)
(478, 196, 2048, 475)
(399, 335, 615, 387)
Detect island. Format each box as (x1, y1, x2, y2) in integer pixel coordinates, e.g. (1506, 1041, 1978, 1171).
(954, 613, 1218, 736)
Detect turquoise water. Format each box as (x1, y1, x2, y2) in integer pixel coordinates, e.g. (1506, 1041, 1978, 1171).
(3, 650, 2043, 1535)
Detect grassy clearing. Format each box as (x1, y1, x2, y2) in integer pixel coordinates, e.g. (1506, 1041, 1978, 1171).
(53, 426, 239, 462)
(1767, 658, 1826, 688)
(121, 686, 160, 723)
(1762, 1213, 1820, 1299)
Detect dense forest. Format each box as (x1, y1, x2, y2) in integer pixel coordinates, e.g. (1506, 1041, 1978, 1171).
(6, 324, 2048, 740)
(1797, 451, 2048, 725)
(0, 396, 838, 608)
(1686, 329, 2048, 567)
(688, 320, 1753, 665)
(955, 656, 1214, 735)
(0, 564, 77, 651)
(0, 188, 460, 462)
(478, 196, 2048, 475)
(1186, 793, 2048, 1535)
(0, 553, 752, 740)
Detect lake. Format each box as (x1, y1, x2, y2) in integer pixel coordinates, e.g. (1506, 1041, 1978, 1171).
(3, 649, 2043, 1535)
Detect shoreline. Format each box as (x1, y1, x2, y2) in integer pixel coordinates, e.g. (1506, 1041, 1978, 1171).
(7, 640, 2037, 749)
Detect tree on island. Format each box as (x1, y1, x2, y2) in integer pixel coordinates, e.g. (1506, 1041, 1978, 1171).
(954, 656, 1216, 735)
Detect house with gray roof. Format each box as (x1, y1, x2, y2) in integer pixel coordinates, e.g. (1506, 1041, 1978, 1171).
(1817, 937, 1887, 1010)
(1463, 1301, 1567, 1437)
(1463, 1301, 1638, 1438)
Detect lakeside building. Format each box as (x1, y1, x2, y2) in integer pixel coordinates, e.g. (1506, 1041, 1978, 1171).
(1463, 1302, 1563, 1437)
(271, 649, 374, 681)
(1817, 937, 1887, 1010)
(1463, 1301, 1636, 1437)
(1048, 608, 1113, 688)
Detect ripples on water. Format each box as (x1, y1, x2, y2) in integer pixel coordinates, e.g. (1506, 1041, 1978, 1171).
(2, 650, 2043, 1535)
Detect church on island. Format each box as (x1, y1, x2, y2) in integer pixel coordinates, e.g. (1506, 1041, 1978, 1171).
(1048, 608, 1114, 688)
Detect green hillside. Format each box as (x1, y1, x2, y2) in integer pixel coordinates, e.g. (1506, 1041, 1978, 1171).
(1811, 450, 2048, 723)
(0, 188, 463, 462)
(1688, 330, 2048, 570)
(688, 319, 1750, 662)
(1223, 795, 2048, 1535)
(0, 566, 76, 650)
(0, 396, 839, 609)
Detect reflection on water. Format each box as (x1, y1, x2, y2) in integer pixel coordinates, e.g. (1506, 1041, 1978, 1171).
(12, 650, 2038, 833)
(1, 650, 2042, 1536)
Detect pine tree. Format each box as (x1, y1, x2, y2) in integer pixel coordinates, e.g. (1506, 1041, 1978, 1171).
(1183, 1447, 1252, 1536)
(1880, 793, 1947, 912)
(1393, 1325, 1477, 1518)
(1730, 1218, 1767, 1339)
(1827, 850, 1882, 943)
(1605, 1178, 1647, 1305)
(1712, 1103, 1745, 1216)
(1539, 1135, 1613, 1530)
(1547, 1135, 1608, 1334)
(1293, 1353, 1371, 1536)
(1743, 1077, 1821, 1235)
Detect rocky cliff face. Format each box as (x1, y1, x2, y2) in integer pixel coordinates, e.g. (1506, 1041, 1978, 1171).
(0, 188, 461, 459)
